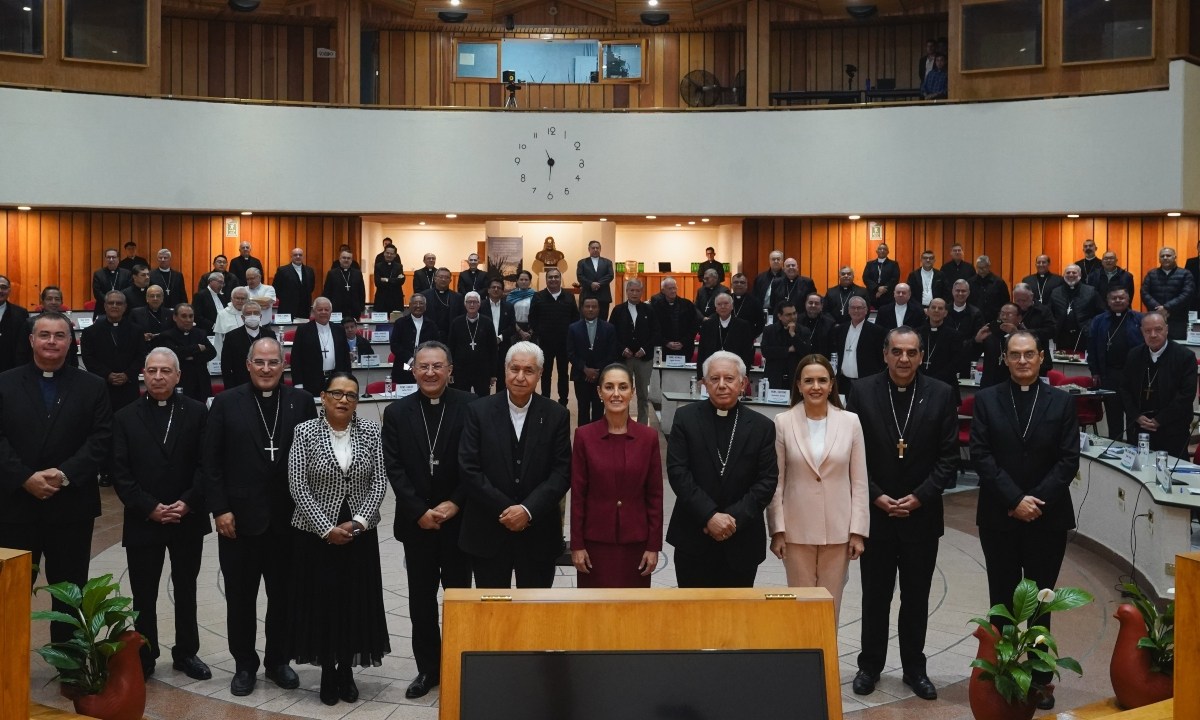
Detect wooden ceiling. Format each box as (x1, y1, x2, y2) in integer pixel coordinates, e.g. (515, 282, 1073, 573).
(162, 0, 947, 28)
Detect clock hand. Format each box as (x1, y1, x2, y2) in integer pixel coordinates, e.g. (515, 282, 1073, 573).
(546, 153, 555, 180)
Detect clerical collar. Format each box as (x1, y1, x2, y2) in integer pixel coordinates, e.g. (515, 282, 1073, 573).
(1066, 282, 1077, 289)
(953, 303, 966, 311)
(1011, 380, 1036, 392)
(150, 394, 173, 407)
(37, 364, 66, 379)
(1149, 344, 1168, 363)
(716, 407, 730, 417)
(888, 376, 916, 393)
(421, 392, 443, 405)
(257, 388, 277, 398)
(467, 315, 479, 322)
(585, 318, 596, 325)
(110, 322, 119, 327)
(1113, 312, 1124, 318)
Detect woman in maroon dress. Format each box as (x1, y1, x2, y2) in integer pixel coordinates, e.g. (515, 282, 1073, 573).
(570, 363, 663, 588)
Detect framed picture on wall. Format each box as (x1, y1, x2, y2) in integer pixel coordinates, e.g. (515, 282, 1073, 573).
(225, 217, 239, 238)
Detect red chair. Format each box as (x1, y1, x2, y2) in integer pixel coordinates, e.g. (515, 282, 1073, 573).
(210, 382, 225, 395)
(387, 352, 395, 363)
(1047, 370, 1068, 386)
(365, 381, 388, 395)
(690, 348, 698, 363)
(753, 350, 763, 369)
(284, 352, 291, 366)
(1063, 375, 1104, 433)
(83, 299, 96, 311)
(282, 329, 297, 343)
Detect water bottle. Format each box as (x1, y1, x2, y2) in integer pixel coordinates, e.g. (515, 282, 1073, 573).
(830, 352, 839, 376)
(654, 346, 662, 364)
(351, 346, 359, 366)
(688, 377, 697, 396)
(758, 377, 770, 400)
(971, 366, 981, 385)
(385, 376, 394, 397)
(1137, 433, 1151, 467)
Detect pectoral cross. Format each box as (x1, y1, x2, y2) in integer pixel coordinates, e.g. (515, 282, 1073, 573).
(896, 438, 907, 459)
(265, 440, 279, 462)
(320, 346, 329, 358)
(345, 283, 352, 292)
(1143, 386, 1155, 400)
(469, 341, 477, 350)
(429, 453, 440, 474)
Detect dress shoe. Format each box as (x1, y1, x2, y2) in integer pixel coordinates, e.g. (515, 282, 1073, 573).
(142, 664, 155, 681)
(265, 664, 300, 690)
(405, 672, 439, 699)
(172, 655, 212, 681)
(320, 667, 339, 706)
(338, 663, 359, 703)
(230, 670, 256, 696)
(902, 673, 938, 700)
(852, 670, 879, 695)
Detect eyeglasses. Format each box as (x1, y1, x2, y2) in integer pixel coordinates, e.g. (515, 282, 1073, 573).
(249, 359, 284, 369)
(324, 390, 359, 401)
(1005, 351, 1040, 362)
(415, 363, 449, 373)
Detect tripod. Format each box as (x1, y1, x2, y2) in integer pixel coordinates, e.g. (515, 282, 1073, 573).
(504, 81, 522, 108)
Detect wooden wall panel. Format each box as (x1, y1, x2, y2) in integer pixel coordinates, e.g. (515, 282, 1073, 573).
(741, 215, 1200, 312)
(0, 210, 360, 311)
(160, 16, 336, 101)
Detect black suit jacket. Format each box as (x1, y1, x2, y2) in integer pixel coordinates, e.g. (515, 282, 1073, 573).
(80, 319, 144, 411)
(1022, 273, 1066, 306)
(0, 303, 30, 372)
(290, 320, 351, 393)
(221, 326, 277, 390)
(863, 259, 901, 307)
(770, 276, 818, 310)
(228, 256, 264, 286)
(608, 301, 657, 357)
(412, 266, 438, 294)
(874, 302, 925, 331)
(374, 260, 406, 314)
(528, 289, 579, 348)
(382, 388, 474, 541)
(457, 269, 490, 296)
(203, 383, 317, 536)
(448, 315, 499, 383)
(323, 266, 367, 320)
(651, 296, 700, 359)
(1121, 341, 1197, 449)
(665, 400, 778, 567)
(158, 326, 217, 400)
(421, 289, 466, 342)
(130, 305, 174, 347)
(458, 393, 572, 560)
(832, 320, 887, 381)
(481, 299, 518, 349)
(1185, 257, 1200, 311)
(846, 373, 958, 541)
(0, 364, 112, 525)
(906, 268, 949, 305)
(970, 382, 1078, 531)
(390, 315, 440, 381)
(151, 268, 188, 307)
(566, 318, 619, 382)
(760, 318, 830, 389)
(195, 271, 236, 303)
(695, 317, 755, 378)
(273, 263, 316, 318)
(112, 394, 212, 547)
(16, 316, 79, 369)
(823, 284, 870, 325)
(92, 267, 133, 308)
(576, 257, 615, 305)
(192, 289, 224, 334)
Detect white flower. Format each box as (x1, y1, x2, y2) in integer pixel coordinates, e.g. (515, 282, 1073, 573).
(1037, 588, 1056, 603)
(1034, 634, 1046, 646)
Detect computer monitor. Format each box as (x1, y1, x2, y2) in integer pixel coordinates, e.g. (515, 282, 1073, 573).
(658, 262, 672, 272)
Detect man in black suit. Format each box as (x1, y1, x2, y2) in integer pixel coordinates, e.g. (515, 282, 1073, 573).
(1048, 264, 1100, 354)
(458, 252, 490, 297)
(92, 247, 133, 316)
(760, 300, 805, 391)
(448, 292, 497, 397)
(832, 296, 886, 398)
(797, 293, 835, 360)
(667, 351, 778, 587)
(81, 291, 144, 414)
(193, 272, 226, 335)
(652, 277, 699, 361)
(0, 275, 30, 372)
(528, 266, 579, 406)
(968, 255, 1010, 323)
(17, 286, 79, 368)
(204, 336, 317, 696)
(323, 249, 367, 321)
(158, 304, 217, 402)
(119, 240, 149, 273)
(753, 250, 785, 321)
(1088, 251, 1136, 300)
(383, 341, 474, 699)
(697, 246, 724, 284)
(342, 317, 375, 360)
(412, 253, 438, 294)
(482, 278, 518, 392)
(391, 294, 440, 385)
(458, 341, 572, 588)
(123, 265, 151, 312)
(152, 248, 189, 308)
(846, 327, 958, 701)
(694, 268, 729, 318)
(221, 301, 275, 390)
(567, 297, 619, 425)
(228, 241, 264, 287)
(1120, 312, 1197, 459)
(1087, 288, 1143, 441)
(970, 330, 1079, 711)
(0, 312, 111, 643)
(917, 299, 963, 404)
(422, 268, 466, 342)
(728, 273, 764, 338)
(194, 255, 236, 302)
(696, 293, 755, 380)
(131, 285, 174, 348)
(864, 243, 901, 309)
(1076, 238, 1102, 282)
(906, 250, 948, 307)
(947, 279, 985, 380)
(771, 257, 817, 312)
(272, 248, 316, 320)
(875, 283, 925, 331)
(1021, 254, 1065, 306)
(824, 267, 870, 326)
(290, 297, 351, 394)
(576, 240, 615, 320)
(608, 278, 657, 424)
(1012, 284, 1056, 375)
(940, 243, 975, 289)
(112, 348, 212, 681)
(973, 303, 1021, 388)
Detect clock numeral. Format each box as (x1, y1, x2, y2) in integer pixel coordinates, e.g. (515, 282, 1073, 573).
(563, 188, 570, 195)
(547, 192, 554, 200)
(533, 132, 538, 138)
(575, 175, 581, 181)
(519, 143, 527, 150)
(514, 157, 521, 165)
(547, 127, 556, 136)
(578, 159, 585, 168)
(520, 173, 525, 183)
(574, 141, 581, 150)
(531, 187, 537, 193)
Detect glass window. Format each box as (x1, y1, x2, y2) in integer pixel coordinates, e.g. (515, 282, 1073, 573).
(961, 0, 1043, 71)
(456, 41, 499, 80)
(0, 0, 44, 56)
(1062, 0, 1153, 63)
(500, 39, 597, 84)
(64, 0, 147, 65)
(601, 42, 644, 81)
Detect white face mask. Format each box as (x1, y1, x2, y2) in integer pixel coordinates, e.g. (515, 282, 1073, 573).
(243, 315, 262, 329)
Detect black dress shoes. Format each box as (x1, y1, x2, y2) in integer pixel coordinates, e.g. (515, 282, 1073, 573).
(338, 663, 359, 703)
(852, 670, 879, 695)
(405, 672, 439, 699)
(902, 673, 938, 700)
(265, 664, 300, 690)
(320, 667, 339, 706)
(172, 655, 212, 681)
(230, 670, 256, 696)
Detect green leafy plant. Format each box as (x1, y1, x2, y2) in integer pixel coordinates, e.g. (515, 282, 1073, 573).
(31, 573, 142, 695)
(1120, 581, 1174, 675)
(969, 578, 1094, 704)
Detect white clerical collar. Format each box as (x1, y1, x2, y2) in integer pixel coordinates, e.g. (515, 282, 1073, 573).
(719, 317, 731, 328)
(508, 393, 531, 414)
(157, 399, 169, 407)
(110, 322, 119, 327)
(715, 407, 731, 417)
(422, 392, 442, 405)
(585, 318, 597, 325)
(259, 390, 274, 398)
(42, 370, 55, 378)
(551, 291, 561, 299)
(1149, 344, 1168, 363)
(953, 303, 967, 311)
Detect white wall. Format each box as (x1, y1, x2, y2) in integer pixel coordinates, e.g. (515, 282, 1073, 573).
(2, 63, 1197, 216)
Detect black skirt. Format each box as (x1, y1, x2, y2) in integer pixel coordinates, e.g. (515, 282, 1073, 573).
(287, 510, 391, 667)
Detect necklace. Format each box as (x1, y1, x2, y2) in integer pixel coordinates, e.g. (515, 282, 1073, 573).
(340, 268, 353, 292)
(1009, 382, 1041, 441)
(160, 400, 175, 445)
(1106, 313, 1128, 350)
(420, 399, 446, 475)
(253, 391, 282, 462)
(466, 317, 480, 351)
(887, 378, 918, 458)
(1144, 364, 1160, 400)
(713, 407, 740, 477)
(432, 290, 450, 307)
(717, 322, 729, 349)
(923, 329, 938, 370)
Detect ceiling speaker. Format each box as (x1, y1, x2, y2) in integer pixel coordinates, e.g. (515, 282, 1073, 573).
(504, 13, 515, 30)
(438, 11, 469, 22)
(640, 11, 669, 25)
(846, 4, 877, 19)
(228, 0, 260, 10)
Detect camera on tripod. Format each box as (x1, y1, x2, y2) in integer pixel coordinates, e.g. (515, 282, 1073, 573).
(502, 70, 523, 108)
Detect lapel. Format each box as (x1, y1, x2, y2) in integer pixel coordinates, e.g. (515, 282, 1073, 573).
(20, 367, 52, 437)
(492, 396, 515, 471)
(520, 396, 545, 468)
(788, 409, 820, 477)
(136, 398, 172, 459)
(1003, 382, 1049, 444)
(407, 397, 434, 461)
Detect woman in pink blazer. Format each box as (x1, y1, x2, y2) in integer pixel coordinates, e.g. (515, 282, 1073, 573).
(768, 354, 870, 618)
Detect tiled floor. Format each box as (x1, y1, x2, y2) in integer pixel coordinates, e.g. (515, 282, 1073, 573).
(27, 404, 1143, 720)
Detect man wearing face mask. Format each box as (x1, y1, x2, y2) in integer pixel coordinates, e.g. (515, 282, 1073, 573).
(1048, 264, 1100, 353)
(213, 286, 250, 339)
(221, 301, 276, 390)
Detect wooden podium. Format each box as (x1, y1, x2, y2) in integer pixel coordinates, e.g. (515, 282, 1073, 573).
(1, 548, 32, 720)
(440, 587, 842, 720)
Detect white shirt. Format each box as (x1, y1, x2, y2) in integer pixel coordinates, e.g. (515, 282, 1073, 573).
(213, 305, 244, 335)
(208, 287, 224, 309)
(508, 393, 530, 439)
(627, 301, 638, 325)
(953, 303, 967, 312)
(551, 291, 561, 300)
(719, 316, 731, 328)
(920, 268, 934, 305)
(490, 300, 503, 335)
(247, 283, 276, 325)
(330, 427, 352, 473)
(0, 302, 7, 323)
(316, 322, 336, 372)
(842, 322, 864, 378)
(293, 262, 305, 281)
(894, 304, 907, 328)
(806, 416, 827, 458)
(591, 257, 599, 271)
(1149, 343, 1168, 363)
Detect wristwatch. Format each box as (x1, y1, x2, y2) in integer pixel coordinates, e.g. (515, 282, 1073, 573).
(58, 471, 70, 487)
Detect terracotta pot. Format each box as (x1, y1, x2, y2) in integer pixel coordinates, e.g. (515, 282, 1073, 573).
(72, 631, 147, 720)
(1110, 604, 1174, 709)
(968, 625, 1040, 720)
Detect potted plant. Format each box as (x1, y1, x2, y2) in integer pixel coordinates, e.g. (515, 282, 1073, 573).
(32, 573, 147, 720)
(1110, 581, 1173, 709)
(968, 578, 1094, 720)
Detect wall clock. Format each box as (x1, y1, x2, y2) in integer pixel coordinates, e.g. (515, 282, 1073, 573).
(514, 125, 586, 202)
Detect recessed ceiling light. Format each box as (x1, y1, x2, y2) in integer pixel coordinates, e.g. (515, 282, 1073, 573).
(241, 211, 252, 216)
(1167, 212, 1182, 217)
(450, 0, 461, 5)
(675, 223, 682, 227)
(446, 213, 458, 219)
(645, 215, 657, 220)
(700, 218, 710, 222)
(111, 50, 119, 54)
(1067, 214, 1079, 218)
(688, 221, 696, 225)
(598, 217, 608, 222)
(848, 214, 861, 221)
(17, 206, 31, 211)
(22, 6, 32, 11)
(648, 0, 659, 5)
(418, 221, 426, 226)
